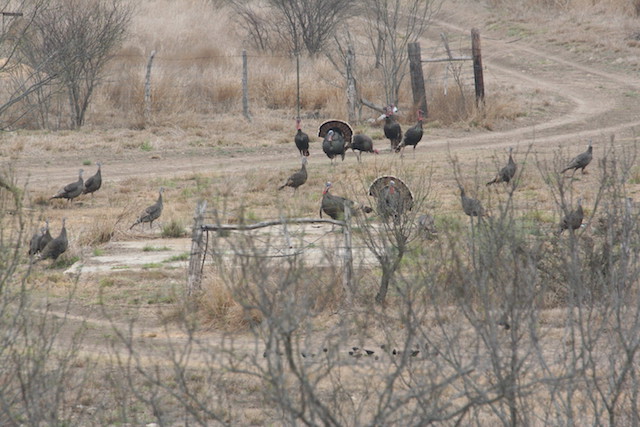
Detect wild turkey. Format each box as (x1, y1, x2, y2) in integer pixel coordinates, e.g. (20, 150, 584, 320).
(294, 118, 310, 157)
(278, 157, 308, 193)
(347, 134, 378, 162)
(417, 213, 438, 239)
(459, 185, 485, 217)
(400, 109, 424, 156)
(28, 219, 52, 256)
(557, 198, 584, 235)
(320, 182, 371, 220)
(381, 105, 402, 152)
(38, 218, 68, 262)
(487, 147, 517, 186)
(51, 169, 84, 203)
(369, 175, 414, 220)
(83, 161, 102, 197)
(319, 119, 352, 164)
(130, 187, 164, 230)
(561, 141, 593, 175)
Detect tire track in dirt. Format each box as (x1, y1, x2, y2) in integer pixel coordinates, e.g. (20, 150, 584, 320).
(427, 18, 640, 150)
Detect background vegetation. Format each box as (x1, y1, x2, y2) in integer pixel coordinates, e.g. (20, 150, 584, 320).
(1, 0, 640, 424)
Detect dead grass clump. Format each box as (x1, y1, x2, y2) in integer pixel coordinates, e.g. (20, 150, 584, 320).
(199, 274, 263, 331)
(161, 218, 187, 238)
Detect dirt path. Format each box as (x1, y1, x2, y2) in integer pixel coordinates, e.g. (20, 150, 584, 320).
(17, 20, 640, 187)
(24, 4, 640, 369)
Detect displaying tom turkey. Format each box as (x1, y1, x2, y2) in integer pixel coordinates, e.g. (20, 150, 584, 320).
(380, 105, 402, 152)
(487, 147, 517, 186)
(400, 109, 424, 156)
(368, 175, 414, 220)
(83, 161, 102, 197)
(37, 218, 68, 262)
(347, 133, 378, 162)
(278, 157, 308, 193)
(130, 187, 164, 230)
(294, 118, 310, 157)
(561, 141, 593, 175)
(51, 169, 84, 203)
(319, 119, 352, 164)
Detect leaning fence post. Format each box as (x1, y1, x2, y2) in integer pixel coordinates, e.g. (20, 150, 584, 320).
(187, 200, 208, 296)
(342, 202, 354, 304)
(471, 28, 485, 105)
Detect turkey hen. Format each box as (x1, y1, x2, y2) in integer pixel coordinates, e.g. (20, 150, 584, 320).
(29, 219, 52, 256)
(38, 218, 68, 262)
(51, 169, 84, 203)
(417, 213, 438, 239)
(557, 198, 584, 235)
(347, 133, 378, 162)
(83, 162, 102, 197)
(487, 147, 517, 186)
(294, 118, 310, 157)
(278, 157, 308, 193)
(400, 109, 424, 156)
(459, 185, 485, 217)
(130, 187, 164, 230)
(380, 105, 402, 152)
(561, 141, 593, 175)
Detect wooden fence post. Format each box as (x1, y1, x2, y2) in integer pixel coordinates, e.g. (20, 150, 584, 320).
(471, 29, 485, 105)
(144, 50, 156, 125)
(408, 42, 428, 117)
(187, 200, 208, 296)
(242, 49, 252, 122)
(342, 203, 353, 304)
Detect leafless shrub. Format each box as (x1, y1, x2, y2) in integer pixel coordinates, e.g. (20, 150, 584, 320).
(0, 168, 90, 425)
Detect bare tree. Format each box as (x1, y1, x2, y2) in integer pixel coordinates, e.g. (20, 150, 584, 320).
(228, 0, 356, 55)
(20, 0, 132, 128)
(363, 0, 443, 106)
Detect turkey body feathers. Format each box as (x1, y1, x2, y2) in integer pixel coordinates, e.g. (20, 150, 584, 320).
(384, 115, 402, 152)
(322, 130, 347, 162)
(401, 110, 424, 153)
(83, 162, 102, 196)
(558, 198, 584, 234)
(39, 219, 68, 261)
(130, 188, 164, 230)
(295, 129, 310, 157)
(51, 169, 84, 202)
(459, 186, 485, 217)
(562, 142, 593, 174)
(279, 158, 308, 191)
(348, 134, 378, 162)
(487, 147, 516, 185)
